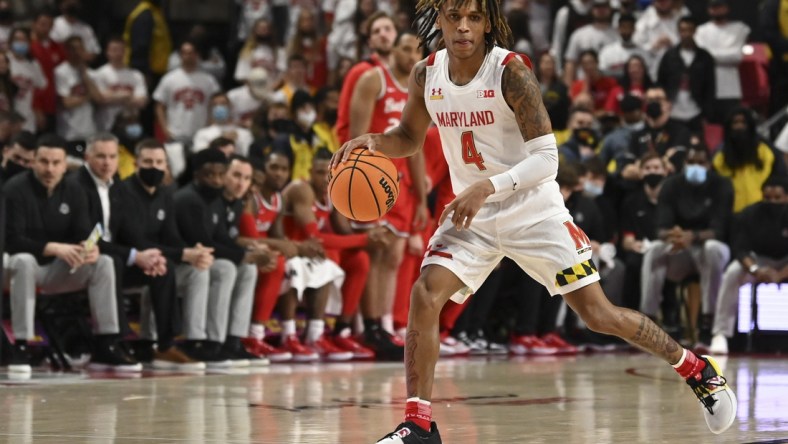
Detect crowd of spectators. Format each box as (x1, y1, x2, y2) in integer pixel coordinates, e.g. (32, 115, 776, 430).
(0, 0, 787, 372)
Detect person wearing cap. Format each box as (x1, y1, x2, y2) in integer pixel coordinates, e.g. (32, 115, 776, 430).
(173, 147, 272, 366)
(227, 67, 270, 129)
(271, 89, 332, 181)
(695, 0, 751, 124)
(563, 0, 620, 86)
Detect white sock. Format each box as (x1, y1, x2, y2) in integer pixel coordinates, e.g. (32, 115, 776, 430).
(672, 348, 688, 368)
(406, 397, 431, 406)
(281, 319, 297, 338)
(249, 323, 265, 341)
(306, 319, 325, 344)
(381, 314, 394, 334)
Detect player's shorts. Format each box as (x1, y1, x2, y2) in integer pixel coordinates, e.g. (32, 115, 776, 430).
(422, 187, 600, 303)
(282, 257, 345, 314)
(350, 188, 415, 238)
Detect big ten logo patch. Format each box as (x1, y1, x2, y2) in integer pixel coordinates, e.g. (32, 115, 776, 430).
(476, 89, 495, 98)
(563, 221, 591, 255)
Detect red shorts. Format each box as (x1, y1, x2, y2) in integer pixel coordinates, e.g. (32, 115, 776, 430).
(350, 187, 415, 237)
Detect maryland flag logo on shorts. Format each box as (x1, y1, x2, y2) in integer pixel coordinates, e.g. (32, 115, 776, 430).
(555, 259, 598, 288)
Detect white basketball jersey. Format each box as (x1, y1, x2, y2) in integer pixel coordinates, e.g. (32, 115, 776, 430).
(424, 47, 551, 203)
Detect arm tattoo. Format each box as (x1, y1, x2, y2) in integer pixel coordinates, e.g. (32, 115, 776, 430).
(405, 330, 420, 398)
(501, 59, 553, 141)
(414, 63, 427, 89)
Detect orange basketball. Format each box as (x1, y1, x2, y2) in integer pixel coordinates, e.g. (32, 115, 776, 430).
(329, 148, 400, 222)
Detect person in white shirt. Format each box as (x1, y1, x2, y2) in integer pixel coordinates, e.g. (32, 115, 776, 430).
(633, 0, 689, 80)
(193, 93, 253, 156)
(694, 0, 750, 124)
(236, 0, 272, 43)
(7, 27, 47, 133)
(563, 0, 619, 85)
(55, 36, 102, 156)
(228, 67, 270, 129)
(167, 25, 226, 84)
(49, 0, 100, 62)
(599, 14, 650, 79)
(92, 37, 148, 132)
(550, 0, 592, 72)
(234, 18, 287, 83)
(153, 40, 221, 145)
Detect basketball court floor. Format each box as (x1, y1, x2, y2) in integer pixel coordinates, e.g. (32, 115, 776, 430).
(0, 354, 785, 443)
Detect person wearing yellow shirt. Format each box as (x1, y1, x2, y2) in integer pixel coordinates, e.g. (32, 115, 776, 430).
(712, 108, 775, 212)
(123, 0, 172, 80)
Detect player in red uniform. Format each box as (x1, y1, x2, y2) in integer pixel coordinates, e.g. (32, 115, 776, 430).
(336, 12, 398, 144)
(348, 31, 428, 358)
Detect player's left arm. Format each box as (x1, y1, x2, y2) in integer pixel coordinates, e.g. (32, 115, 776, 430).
(407, 151, 429, 231)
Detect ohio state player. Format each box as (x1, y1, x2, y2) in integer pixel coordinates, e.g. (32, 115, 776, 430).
(348, 31, 427, 357)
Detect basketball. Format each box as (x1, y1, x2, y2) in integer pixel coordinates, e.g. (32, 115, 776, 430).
(328, 147, 400, 222)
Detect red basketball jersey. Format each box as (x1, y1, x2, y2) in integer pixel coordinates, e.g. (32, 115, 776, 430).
(253, 191, 282, 238)
(369, 66, 411, 187)
(283, 190, 333, 241)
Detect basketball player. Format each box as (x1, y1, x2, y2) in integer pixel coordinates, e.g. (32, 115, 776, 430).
(332, 0, 737, 440)
(349, 31, 429, 356)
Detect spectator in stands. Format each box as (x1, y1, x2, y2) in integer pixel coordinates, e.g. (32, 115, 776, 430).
(507, 9, 533, 58)
(4, 134, 139, 373)
(124, 0, 172, 83)
(55, 36, 102, 158)
(0, 131, 35, 181)
(569, 50, 619, 113)
(536, 53, 570, 132)
(551, 0, 593, 72)
(110, 108, 145, 179)
(248, 101, 293, 161)
(761, 0, 788, 114)
(235, 18, 286, 84)
(327, 0, 377, 70)
(8, 27, 46, 134)
(604, 55, 652, 115)
(641, 146, 733, 334)
(619, 152, 668, 309)
(313, 86, 340, 151)
(712, 107, 775, 212)
(273, 90, 333, 180)
(153, 40, 220, 145)
(633, 0, 688, 80)
(563, 0, 618, 86)
(236, 0, 272, 45)
(601, 94, 644, 173)
(559, 107, 599, 163)
(711, 177, 788, 354)
(271, 55, 314, 106)
(228, 67, 270, 129)
(599, 14, 648, 80)
(0, 1, 12, 51)
(193, 93, 254, 156)
(629, 86, 691, 173)
(657, 16, 715, 133)
(0, 51, 15, 113)
(168, 25, 226, 84)
(50, 0, 100, 61)
(31, 8, 65, 133)
(287, 9, 328, 90)
(694, 0, 750, 124)
(92, 37, 148, 132)
(174, 148, 271, 366)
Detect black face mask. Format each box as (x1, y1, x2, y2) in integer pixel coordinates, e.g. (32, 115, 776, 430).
(324, 108, 338, 127)
(3, 160, 28, 179)
(573, 128, 599, 148)
(138, 167, 165, 188)
(645, 101, 663, 120)
(197, 182, 223, 200)
(643, 173, 664, 188)
(762, 202, 786, 218)
(729, 129, 751, 148)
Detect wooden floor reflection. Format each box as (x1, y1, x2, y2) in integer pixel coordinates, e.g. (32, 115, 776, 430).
(0, 354, 786, 443)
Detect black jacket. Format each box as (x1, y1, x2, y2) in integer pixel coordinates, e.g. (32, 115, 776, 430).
(657, 171, 734, 240)
(4, 170, 92, 264)
(657, 44, 716, 118)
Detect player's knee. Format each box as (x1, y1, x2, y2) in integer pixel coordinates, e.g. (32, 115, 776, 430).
(410, 278, 443, 314)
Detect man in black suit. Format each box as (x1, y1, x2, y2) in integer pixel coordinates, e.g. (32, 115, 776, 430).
(71, 133, 203, 370)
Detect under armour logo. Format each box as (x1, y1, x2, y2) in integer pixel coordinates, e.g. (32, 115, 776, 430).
(431, 88, 441, 96)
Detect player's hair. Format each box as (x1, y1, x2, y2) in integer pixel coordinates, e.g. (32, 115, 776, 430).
(85, 132, 119, 154)
(35, 133, 68, 152)
(414, 0, 512, 50)
(134, 138, 165, 157)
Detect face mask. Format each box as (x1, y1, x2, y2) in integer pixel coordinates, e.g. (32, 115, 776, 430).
(197, 182, 223, 200)
(762, 202, 786, 217)
(125, 123, 143, 140)
(297, 109, 317, 128)
(645, 101, 663, 119)
(684, 164, 707, 185)
(729, 129, 750, 148)
(270, 118, 291, 133)
(138, 167, 165, 187)
(625, 120, 645, 131)
(3, 160, 28, 178)
(212, 105, 230, 122)
(643, 173, 664, 188)
(584, 181, 604, 197)
(10, 41, 28, 57)
(324, 108, 338, 127)
(573, 128, 599, 147)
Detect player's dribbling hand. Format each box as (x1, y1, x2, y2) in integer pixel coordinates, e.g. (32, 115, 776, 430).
(331, 133, 379, 170)
(439, 179, 495, 231)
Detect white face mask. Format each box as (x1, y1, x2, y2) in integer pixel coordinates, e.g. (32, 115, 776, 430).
(297, 109, 317, 128)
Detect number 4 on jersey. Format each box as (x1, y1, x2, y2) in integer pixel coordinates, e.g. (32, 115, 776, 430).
(461, 131, 486, 171)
